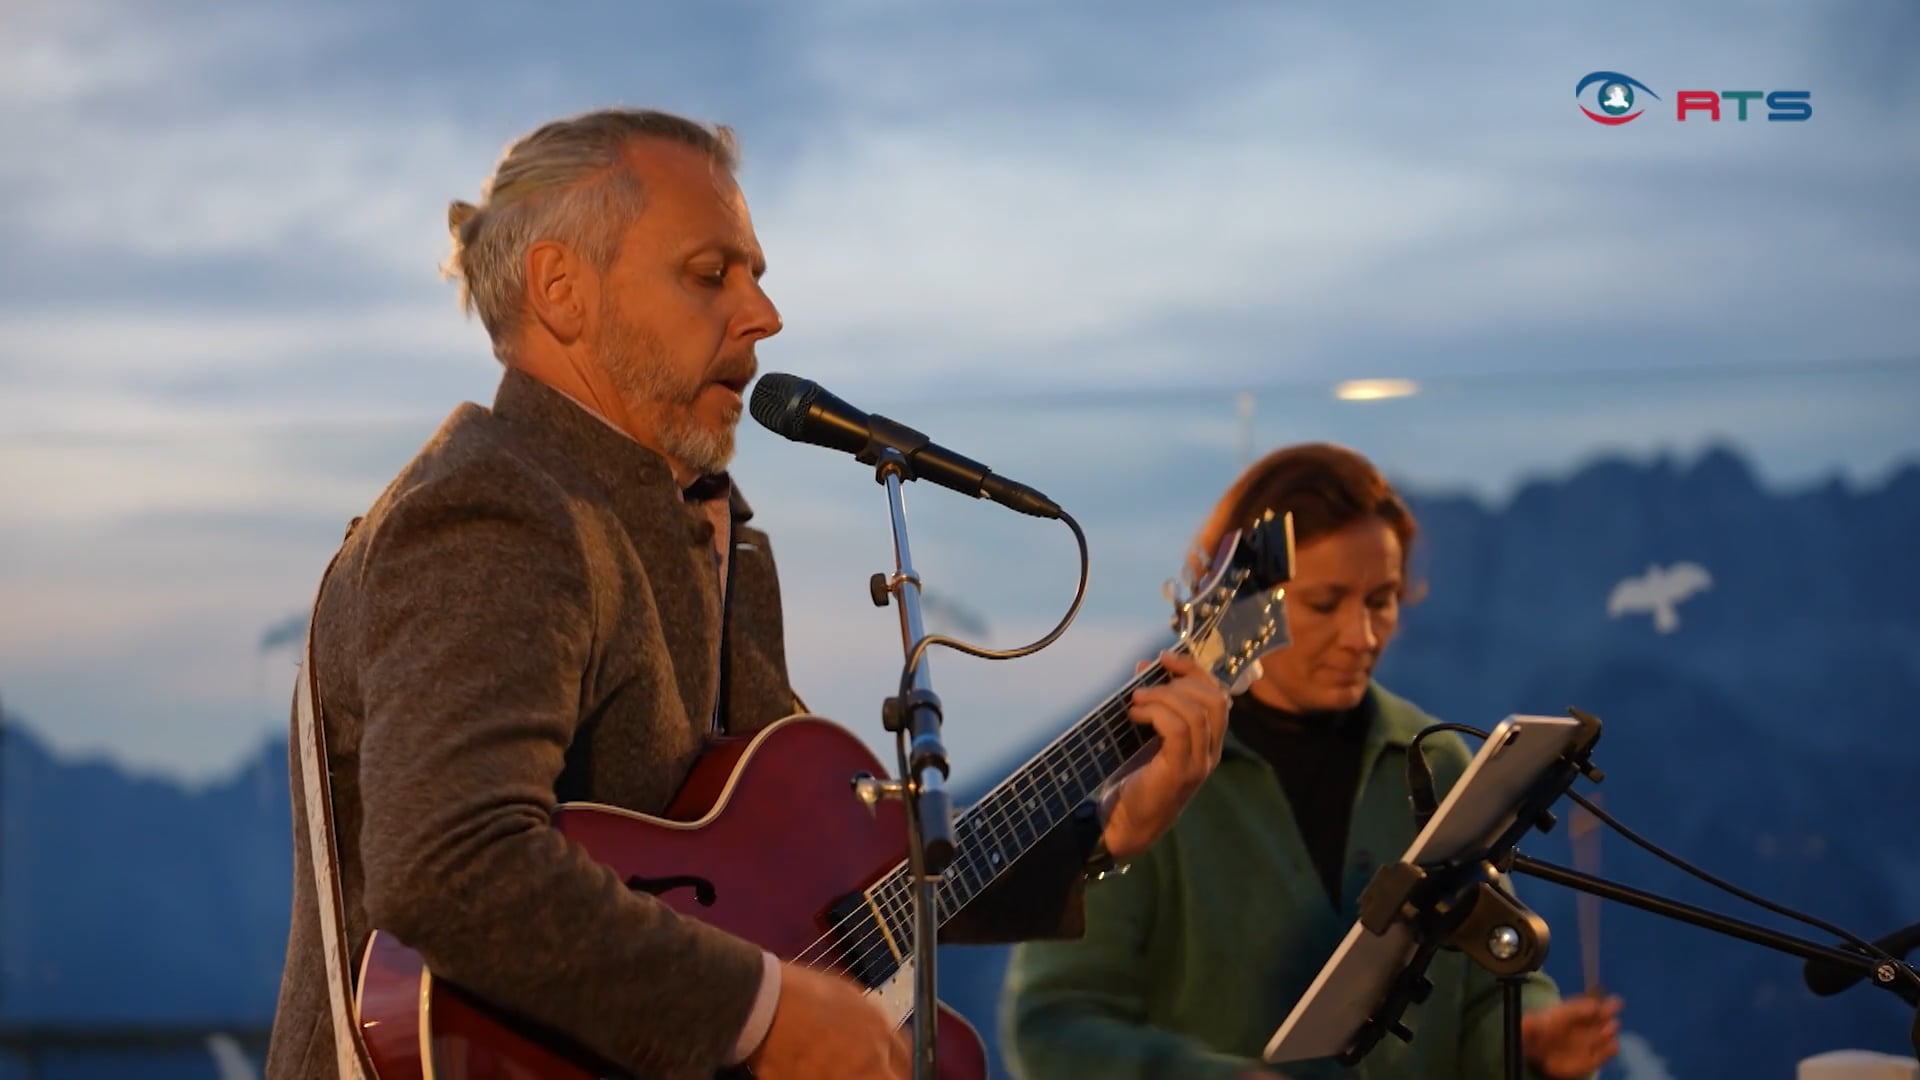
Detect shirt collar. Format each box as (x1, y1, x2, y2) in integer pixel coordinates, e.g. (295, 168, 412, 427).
(682, 470, 733, 505)
(1221, 682, 1428, 762)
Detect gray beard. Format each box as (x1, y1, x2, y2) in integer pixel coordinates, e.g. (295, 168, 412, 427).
(657, 402, 737, 477)
(599, 313, 739, 477)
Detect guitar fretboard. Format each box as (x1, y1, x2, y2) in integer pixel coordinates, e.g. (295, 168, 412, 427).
(859, 659, 1173, 962)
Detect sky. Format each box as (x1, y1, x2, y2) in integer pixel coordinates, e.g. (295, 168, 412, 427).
(1, 0, 1918, 784)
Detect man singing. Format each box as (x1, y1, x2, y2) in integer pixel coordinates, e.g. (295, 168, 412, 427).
(265, 107, 1233, 1080)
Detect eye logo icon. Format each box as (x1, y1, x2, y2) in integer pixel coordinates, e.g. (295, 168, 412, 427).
(1577, 71, 1659, 125)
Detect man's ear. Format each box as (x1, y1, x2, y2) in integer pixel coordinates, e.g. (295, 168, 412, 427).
(525, 240, 592, 345)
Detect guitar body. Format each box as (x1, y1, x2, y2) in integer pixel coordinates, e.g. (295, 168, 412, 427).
(351, 518, 1298, 1079)
(355, 714, 988, 1080)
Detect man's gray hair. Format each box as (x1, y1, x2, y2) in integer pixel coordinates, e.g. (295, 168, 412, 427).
(442, 108, 740, 360)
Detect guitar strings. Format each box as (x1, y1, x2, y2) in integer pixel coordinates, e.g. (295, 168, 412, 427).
(781, 581, 1243, 978)
(802, 580, 1244, 976)
(786, 662, 1168, 972)
(802, 672, 1160, 976)
(786, 666, 1158, 973)
(787, 672, 1158, 981)
(782, 569, 1269, 999)
(785, 658, 1177, 985)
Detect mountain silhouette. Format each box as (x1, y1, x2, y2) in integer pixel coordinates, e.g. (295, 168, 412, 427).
(1, 442, 1916, 1078)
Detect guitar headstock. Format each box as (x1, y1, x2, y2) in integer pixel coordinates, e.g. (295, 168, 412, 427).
(1170, 509, 1296, 695)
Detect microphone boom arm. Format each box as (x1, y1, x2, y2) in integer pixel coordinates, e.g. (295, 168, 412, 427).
(1507, 855, 1920, 1009)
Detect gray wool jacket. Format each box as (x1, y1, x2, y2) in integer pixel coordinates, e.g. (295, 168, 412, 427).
(264, 368, 1097, 1080)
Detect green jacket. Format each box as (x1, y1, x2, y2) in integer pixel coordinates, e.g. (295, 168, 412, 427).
(1000, 683, 1564, 1079)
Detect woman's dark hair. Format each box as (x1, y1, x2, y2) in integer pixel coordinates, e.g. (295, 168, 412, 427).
(1190, 441, 1423, 600)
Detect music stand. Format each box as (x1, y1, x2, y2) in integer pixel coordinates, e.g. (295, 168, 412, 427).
(1263, 711, 1604, 1079)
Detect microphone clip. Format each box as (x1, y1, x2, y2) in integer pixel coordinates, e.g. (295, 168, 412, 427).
(856, 416, 939, 480)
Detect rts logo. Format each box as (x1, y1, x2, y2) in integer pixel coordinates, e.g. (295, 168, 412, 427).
(1576, 71, 1812, 124)
(1577, 72, 1658, 124)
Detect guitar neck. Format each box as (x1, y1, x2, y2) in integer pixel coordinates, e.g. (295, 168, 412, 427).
(861, 654, 1174, 947)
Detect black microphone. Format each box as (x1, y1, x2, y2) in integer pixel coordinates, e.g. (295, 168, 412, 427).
(1803, 919, 1920, 997)
(749, 372, 1062, 520)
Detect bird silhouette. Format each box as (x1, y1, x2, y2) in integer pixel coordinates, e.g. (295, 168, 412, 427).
(1606, 562, 1713, 634)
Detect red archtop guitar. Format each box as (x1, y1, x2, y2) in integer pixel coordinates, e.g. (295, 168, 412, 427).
(352, 514, 1295, 1079)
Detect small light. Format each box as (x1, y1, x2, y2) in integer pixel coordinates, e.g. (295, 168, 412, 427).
(1334, 378, 1419, 401)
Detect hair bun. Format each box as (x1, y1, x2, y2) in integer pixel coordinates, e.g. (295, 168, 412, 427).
(447, 199, 480, 236)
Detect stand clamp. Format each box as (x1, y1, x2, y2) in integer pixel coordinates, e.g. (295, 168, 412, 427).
(1345, 858, 1550, 1079)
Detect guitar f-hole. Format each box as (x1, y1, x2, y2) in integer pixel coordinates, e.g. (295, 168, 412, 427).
(627, 873, 718, 906)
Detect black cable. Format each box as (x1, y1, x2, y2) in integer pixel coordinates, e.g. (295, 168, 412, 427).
(1405, 722, 1492, 830)
(894, 506, 1091, 705)
(1559, 786, 1920, 996)
(1405, 721, 1920, 994)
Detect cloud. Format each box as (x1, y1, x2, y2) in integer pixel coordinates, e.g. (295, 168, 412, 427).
(2, 0, 1917, 782)
(0, 2, 455, 269)
(10, 109, 474, 275)
(756, 124, 1515, 367)
(0, 418, 439, 523)
(0, 307, 484, 386)
(6, 0, 1917, 436)
(0, 472, 1175, 784)
(0, 1, 518, 436)
(750, 9, 1920, 394)
(0, 0, 337, 107)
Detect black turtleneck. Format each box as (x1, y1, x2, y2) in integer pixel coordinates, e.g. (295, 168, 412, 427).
(1228, 690, 1373, 906)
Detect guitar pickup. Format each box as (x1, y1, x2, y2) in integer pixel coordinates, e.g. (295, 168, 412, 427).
(825, 892, 903, 990)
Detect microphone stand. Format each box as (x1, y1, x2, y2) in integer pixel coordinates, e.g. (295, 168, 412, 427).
(858, 447, 957, 1080)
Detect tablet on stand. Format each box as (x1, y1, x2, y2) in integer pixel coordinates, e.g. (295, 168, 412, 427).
(1263, 711, 1603, 1077)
